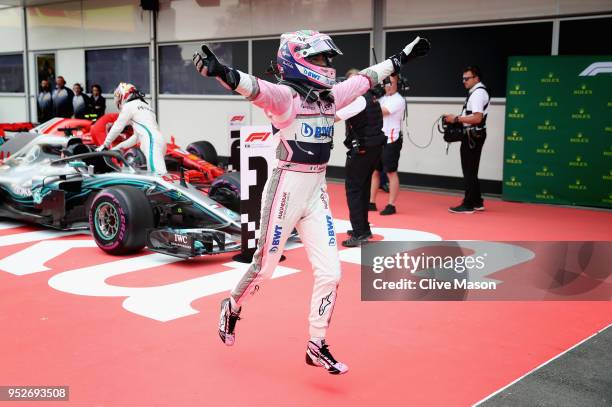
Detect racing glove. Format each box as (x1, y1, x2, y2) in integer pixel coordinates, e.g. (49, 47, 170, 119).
(95, 145, 107, 152)
(389, 36, 431, 73)
(193, 44, 241, 90)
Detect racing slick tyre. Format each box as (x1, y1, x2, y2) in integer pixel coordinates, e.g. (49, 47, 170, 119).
(123, 147, 147, 169)
(186, 141, 219, 166)
(89, 186, 153, 255)
(209, 171, 240, 213)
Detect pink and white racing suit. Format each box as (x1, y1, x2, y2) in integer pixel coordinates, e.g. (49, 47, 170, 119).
(231, 61, 395, 338)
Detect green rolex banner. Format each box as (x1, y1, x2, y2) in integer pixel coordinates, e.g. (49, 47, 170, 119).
(503, 56, 612, 208)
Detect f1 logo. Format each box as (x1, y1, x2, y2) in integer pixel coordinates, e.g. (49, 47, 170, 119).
(230, 115, 245, 122)
(245, 132, 271, 142)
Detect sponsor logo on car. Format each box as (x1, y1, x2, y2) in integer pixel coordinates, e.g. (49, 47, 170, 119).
(162, 174, 181, 183)
(12, 184, 33, 197)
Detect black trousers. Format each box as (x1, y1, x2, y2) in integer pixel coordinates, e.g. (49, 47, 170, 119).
(460, 134, 486, 208)
(345, 145, 383, 236)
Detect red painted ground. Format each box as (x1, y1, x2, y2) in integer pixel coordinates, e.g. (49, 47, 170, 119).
(0, 183, 610, 406)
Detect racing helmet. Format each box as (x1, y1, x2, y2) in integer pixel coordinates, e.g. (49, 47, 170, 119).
(113, 82, 140, 110)
(276, 29, 342, 89)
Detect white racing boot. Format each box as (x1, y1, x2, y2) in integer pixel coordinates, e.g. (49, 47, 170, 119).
(306, 339, 349, 375)
(218, 298, 241, 346)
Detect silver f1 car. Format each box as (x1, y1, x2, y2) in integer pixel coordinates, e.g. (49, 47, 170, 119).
(0, 133, 241, 258)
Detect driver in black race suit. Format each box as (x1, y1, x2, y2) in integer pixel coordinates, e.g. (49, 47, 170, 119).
(193, 30, 430, 375)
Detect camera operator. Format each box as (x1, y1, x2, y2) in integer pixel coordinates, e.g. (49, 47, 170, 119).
(443, 66, 489, 214)
(335, 69, 387, 247)
(370, 73, 405, 216)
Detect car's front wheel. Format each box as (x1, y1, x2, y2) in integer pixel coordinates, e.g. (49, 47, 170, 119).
(89, 186, 153, 255)
(208, 171, 240, 213)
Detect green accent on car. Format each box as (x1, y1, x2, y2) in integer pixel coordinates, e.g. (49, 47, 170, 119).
(132, 120, 155, 173)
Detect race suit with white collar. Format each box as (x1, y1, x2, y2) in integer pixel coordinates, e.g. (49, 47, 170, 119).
(102, 99, 167, 175)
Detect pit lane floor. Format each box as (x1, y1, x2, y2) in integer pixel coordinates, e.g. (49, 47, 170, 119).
(0, 182, 610, 406)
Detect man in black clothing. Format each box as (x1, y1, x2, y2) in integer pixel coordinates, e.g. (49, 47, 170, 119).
(72, 83, 91, 119)
(88, 84, 106, 118)
(335, 69, 387, 247)
(37, 79, 53, 123)
(443, 66, 490, 213)
(51, 76, 74, 118)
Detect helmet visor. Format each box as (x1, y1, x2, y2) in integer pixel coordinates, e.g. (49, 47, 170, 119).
(301, 36, 343, 58)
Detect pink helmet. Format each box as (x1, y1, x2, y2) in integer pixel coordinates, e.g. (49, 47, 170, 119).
(277, 30, 342, 89)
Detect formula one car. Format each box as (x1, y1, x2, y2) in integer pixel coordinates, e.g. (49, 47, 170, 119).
(3, 114, 241, 212)
(0, 122, 34, 138)
(0, 132, 241, 258)
(33, 114, 225, 183)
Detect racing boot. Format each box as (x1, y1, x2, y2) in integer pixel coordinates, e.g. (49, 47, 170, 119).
(218, 298, 241, 346)
(305, 339, 349, 375)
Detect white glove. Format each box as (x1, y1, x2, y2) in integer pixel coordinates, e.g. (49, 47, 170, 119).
(95, 145, 106, 152)
(403, 36, 421, 56)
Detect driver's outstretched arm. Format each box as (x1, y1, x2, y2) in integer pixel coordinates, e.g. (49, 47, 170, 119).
(101, 105, 133, 149)
(193, 45, 294, 124)
(333, 36, 431, 109)
(112, 134, 138, 150)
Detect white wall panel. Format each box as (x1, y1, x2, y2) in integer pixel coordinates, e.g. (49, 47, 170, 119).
(27, 51, 38, 95)
(157, 0, 371, 42)
(386, 0, 557, 27)
(558, 0, 612, 15)
(0, 95, 27, 122)
(56, 49, 85, 88)
(328, 120, 349, 168)
(399, 102, 505, 181)
(28, 1, 150, 50)
(158, 98, 250, 155)
(27, 1, 83, 50)
(158, 0, 251, 41)
(249, 102, 272, 129)
(105, 97, 118, 115)
(386, 0, 612, 27)
(249, 0, 372, 37)
(82, 0, 150, 47)
(30, 96, 37, 122)
(0, 7, 23, 52)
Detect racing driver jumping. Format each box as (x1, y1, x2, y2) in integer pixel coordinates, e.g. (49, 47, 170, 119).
(193, 30, 430, 375)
